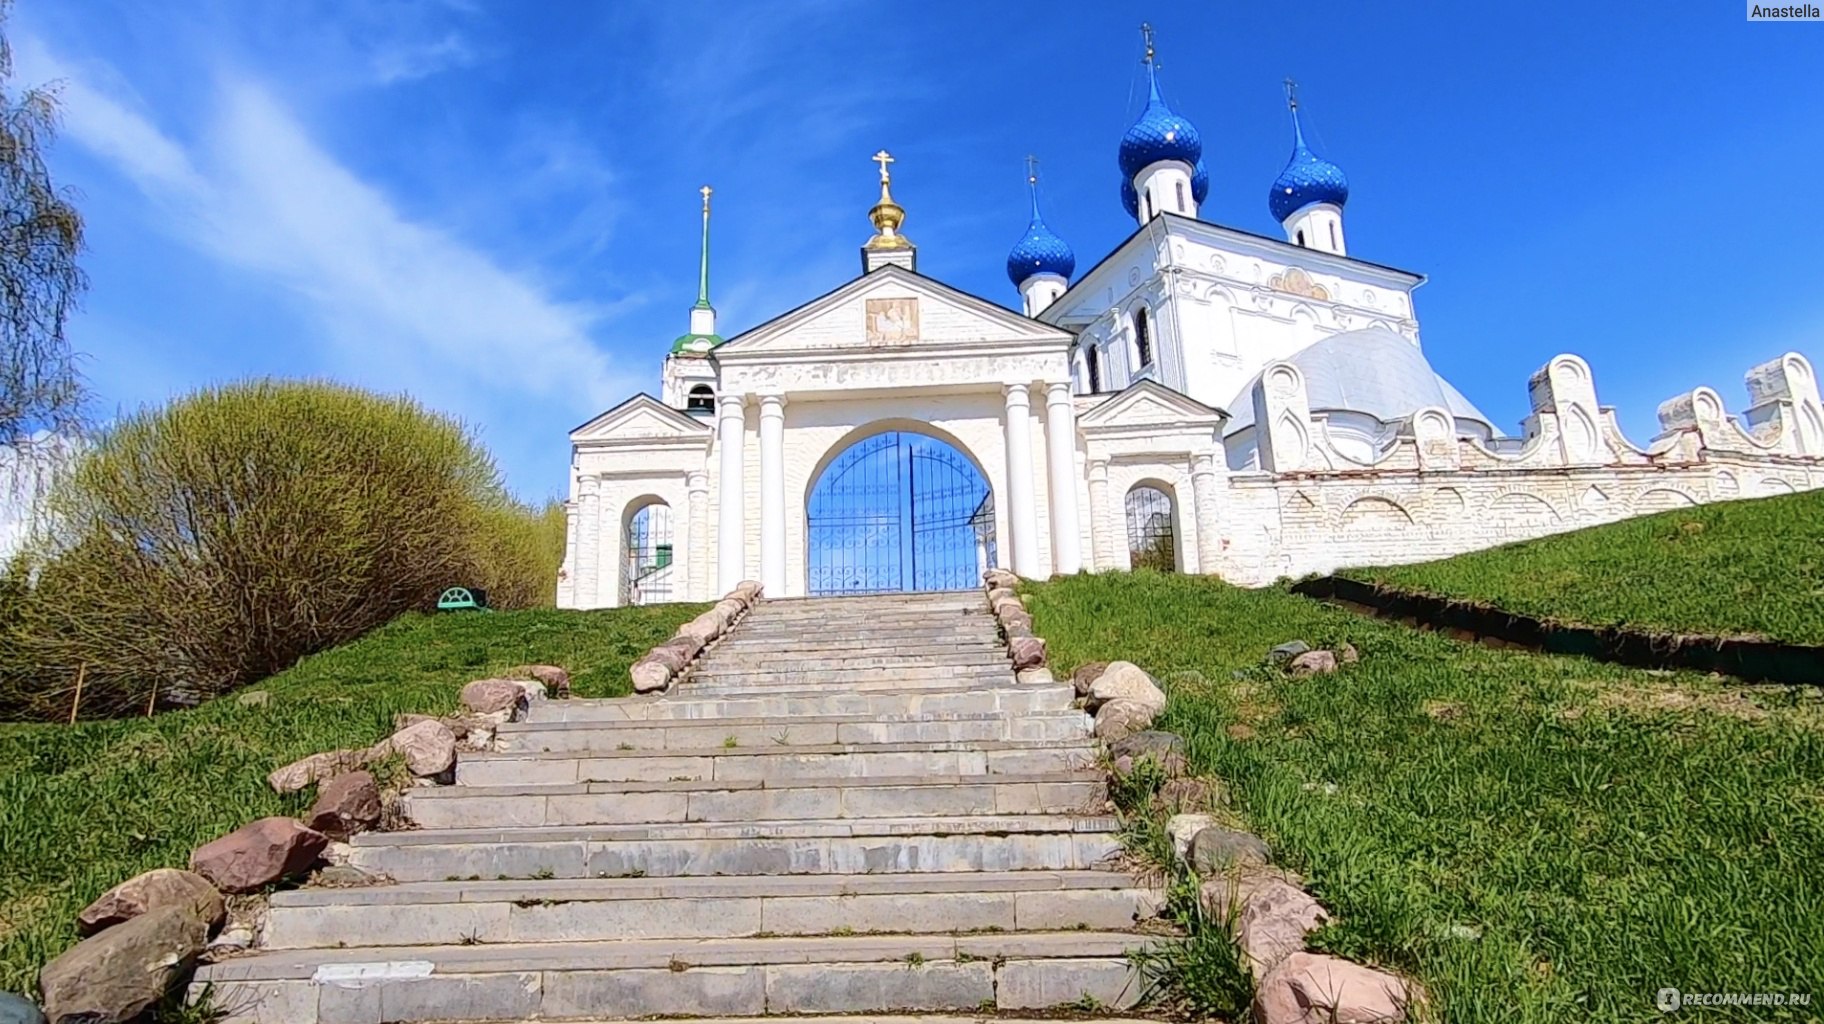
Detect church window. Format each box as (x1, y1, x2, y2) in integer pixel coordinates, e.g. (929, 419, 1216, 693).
(1329, 221, 1339, 250)
(1144, 189, 1154, 221)
(1086, 345, 1102, 393)
(686, 384, 715, 412)
(1175, 180, 1186, 212)
(1295, 229, 1306, 247)
(1133, 307, 1153, 368)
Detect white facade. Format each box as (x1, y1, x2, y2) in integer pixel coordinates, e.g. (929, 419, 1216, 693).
(558, 151, 1824, 606)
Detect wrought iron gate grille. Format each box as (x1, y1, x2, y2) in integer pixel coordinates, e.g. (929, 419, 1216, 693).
(1125, 485, 1177, 572)
(807, 431, 993, 595)
(621, 503, 674, 605)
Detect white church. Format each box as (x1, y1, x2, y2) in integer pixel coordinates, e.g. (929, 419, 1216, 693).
(559, 41, 1824, 609)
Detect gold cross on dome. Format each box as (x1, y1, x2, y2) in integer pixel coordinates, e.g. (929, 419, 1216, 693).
(872, 149, 895, 183)
(699, 184, 712, 209)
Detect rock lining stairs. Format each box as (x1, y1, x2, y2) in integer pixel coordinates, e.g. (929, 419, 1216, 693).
(195, 590, 1162, 1023)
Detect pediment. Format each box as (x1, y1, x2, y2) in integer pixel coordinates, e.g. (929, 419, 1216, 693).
(1079, 379, 1226, 430)
(571, 394, 711, 443)
(717, 264, 1068, 357)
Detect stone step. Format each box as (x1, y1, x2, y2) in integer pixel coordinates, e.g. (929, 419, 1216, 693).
(733, 609, 991, 624)
(194, 931, 1151, 1023)
(455, 739, 1098, 786)
(766, 591, 987, 604)
(524, 685, 1078, 724)
(495, 711, 1090, 754)
(692, 651, 1009, 673)
(684, 666, 1013, 686)
(703, 638, 1006, 657)
(744, 602, 992, 620)
(754, 600, 987, 614)
(262, 870, 1154, 949)
(679, 673, 1018, 698)
(346, 815, 1121, 881)
(746, 601, 988, 615)
(406, 772, 1106, 828)
(716, 630, 999, 648)
(685, 668, 1014, 689)
(732, 606, 991, 621)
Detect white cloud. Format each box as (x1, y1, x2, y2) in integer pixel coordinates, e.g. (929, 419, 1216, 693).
(370, 31, 476, 84)
(17, 38, 630, 429)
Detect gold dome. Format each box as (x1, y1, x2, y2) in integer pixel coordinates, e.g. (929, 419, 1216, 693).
(865, 150, 913, 251)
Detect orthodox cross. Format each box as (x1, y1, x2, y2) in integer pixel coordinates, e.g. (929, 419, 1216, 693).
(1025, 154, 1040, 186)
(872, 149, 895, 184)
(1284, 77, 1300, 110)
(1141, 22, 1155, 65)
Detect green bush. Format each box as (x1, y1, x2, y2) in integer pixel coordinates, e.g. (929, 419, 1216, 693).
(2, 379, 559, 720)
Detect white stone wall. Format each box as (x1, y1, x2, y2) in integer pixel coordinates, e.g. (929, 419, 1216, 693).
(1204, 351, 1824, 586)
(1210, 455, 1823, 587)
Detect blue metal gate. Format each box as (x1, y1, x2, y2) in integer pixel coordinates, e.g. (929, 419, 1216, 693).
(806, 431, 994, 595)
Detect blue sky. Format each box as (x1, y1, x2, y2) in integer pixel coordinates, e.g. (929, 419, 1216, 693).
(14, 0, 1824, 500)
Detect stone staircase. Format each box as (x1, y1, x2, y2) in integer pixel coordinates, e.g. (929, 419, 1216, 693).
(196, 591, 1160, 1022)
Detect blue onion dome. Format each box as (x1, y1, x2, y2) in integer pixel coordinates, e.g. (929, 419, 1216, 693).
(1191, 159, 1210, 204)
(1120, 177, 1140, 218)
(1118, 63, 1203, 181)
(1007, 175, 1075, 286)
(1268, 101, 1349, 223)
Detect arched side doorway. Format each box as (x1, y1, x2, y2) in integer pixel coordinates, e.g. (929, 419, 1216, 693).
(1125, 483, 1177, 572)
(621, 499, 675, 605)
(806, 430, 993, 595)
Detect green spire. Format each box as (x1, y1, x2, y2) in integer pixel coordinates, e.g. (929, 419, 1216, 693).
(671, 186, 723, 355)
(694, 184, 712, 310)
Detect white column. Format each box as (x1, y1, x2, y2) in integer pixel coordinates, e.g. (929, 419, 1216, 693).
(758, 394, 787, 594)
(686, 470, 709, 601)
(576, 475, 602, 608)
(1190, 449, 1222, 575)
(1086, 458, 1111, 570)
(1044, 382, 1082, 575)
(1002, 383, 1040, 577)
(559, 498, 579, 606)
(716, 393, 747, 594)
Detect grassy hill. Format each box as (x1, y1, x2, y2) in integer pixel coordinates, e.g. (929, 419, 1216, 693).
(0, 603, 702, 995)
(1346, 490, 1824, 645)
(1028, 571, 1824, 1024)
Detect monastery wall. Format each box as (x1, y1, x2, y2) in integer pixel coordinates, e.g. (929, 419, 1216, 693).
(1208, 351, 1824, 586)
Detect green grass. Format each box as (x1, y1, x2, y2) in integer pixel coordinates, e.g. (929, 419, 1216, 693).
(1028, 571, 1824, 1024)
(1346, 490, 1824, 645)
(0, 603, 703, 994)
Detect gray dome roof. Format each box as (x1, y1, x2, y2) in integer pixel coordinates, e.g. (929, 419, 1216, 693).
(1226, 327, 1495, 435)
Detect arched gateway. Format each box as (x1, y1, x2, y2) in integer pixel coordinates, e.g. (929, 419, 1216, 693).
(805, 430, 994, 595)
